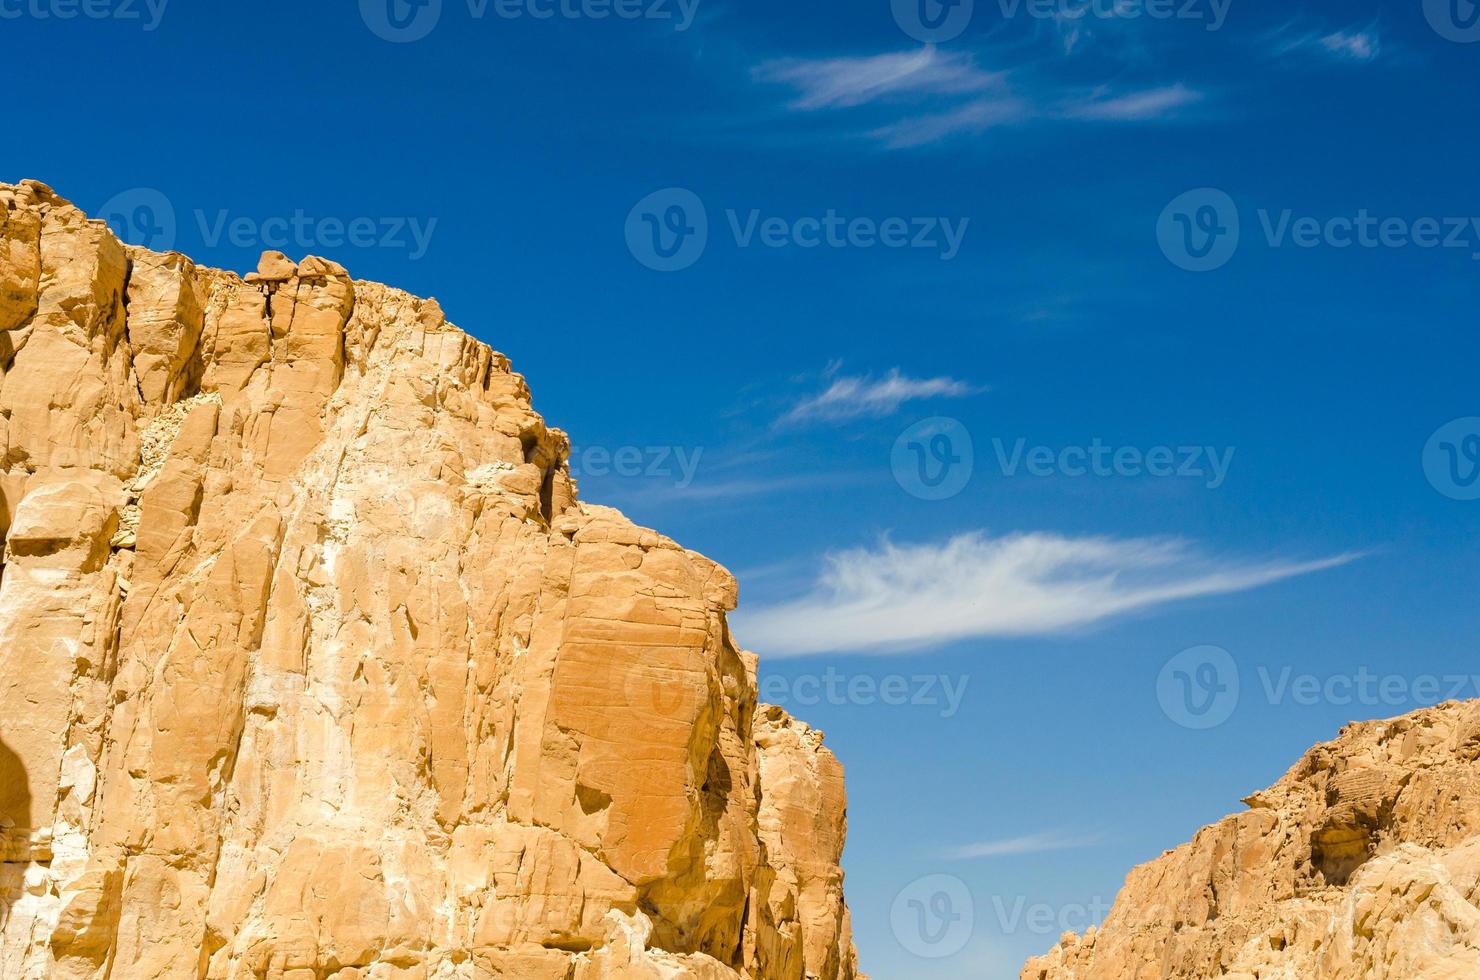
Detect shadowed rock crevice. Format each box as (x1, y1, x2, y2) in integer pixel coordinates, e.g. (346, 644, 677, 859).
(0, 737, 29, 850)
(0, 735, 29, 930)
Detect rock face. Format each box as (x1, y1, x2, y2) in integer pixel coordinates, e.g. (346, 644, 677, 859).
(0, 180, 864, 980)
(1024, 701, 1480, 980)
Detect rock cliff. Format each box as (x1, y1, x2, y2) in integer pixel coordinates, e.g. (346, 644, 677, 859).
(0, 180, 864, 980)
(1023, 701, 1480, 980)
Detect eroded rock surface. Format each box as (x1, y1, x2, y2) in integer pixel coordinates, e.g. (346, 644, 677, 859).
(0, 180, 863, 980)
(1023, 701, 1480, 980)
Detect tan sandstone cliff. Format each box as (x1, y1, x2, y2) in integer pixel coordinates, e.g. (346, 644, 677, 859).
(1023, 701, 1480, 980)
(0, 180, 864, 980)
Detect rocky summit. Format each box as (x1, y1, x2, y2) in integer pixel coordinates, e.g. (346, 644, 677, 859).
(1023, 700, 1480, 980)
(0, 180, 863, 980)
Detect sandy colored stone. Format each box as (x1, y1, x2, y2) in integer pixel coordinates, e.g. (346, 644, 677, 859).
(747, 706, 862, 980)
(1023, 701, 1480, 980)
(0, 182, 865, 980)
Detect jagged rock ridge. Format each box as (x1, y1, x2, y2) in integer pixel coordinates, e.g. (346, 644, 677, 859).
(0, 180, 864, 980)
(1024, 701, 1480, 980)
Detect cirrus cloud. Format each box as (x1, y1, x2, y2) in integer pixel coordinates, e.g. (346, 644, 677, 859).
(1267, 21, 1382, 64)
(780, 369, 979, 425)
(946, 832, 1104, 860)
(734, 532, 1359, 657)
(752, 46, 1004, 111)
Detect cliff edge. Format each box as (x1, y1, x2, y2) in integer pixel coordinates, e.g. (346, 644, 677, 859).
(1024, 701, 1480, 980)
(0, 180, 864, 980)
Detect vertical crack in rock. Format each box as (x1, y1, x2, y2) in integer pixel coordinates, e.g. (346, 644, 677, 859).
(0, 182, 866, 980)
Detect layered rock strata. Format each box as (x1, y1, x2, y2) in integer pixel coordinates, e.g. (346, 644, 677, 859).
(0, 180, 863, 980)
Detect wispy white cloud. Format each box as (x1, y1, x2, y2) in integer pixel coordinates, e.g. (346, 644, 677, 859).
(1269, 22, 1382, 64)
(781, 369, 978, 425)
(753, 46, 1002, 111)
(947, 832, 1103, 860)
(1320, 29, 1380, 61)
(869, 96, 1033, 149)
(752, 43, 1206, 148)
(1060, 83, 1203, 121)
(1054, 17, 1088, 57)
(734, 532, 1359, 657)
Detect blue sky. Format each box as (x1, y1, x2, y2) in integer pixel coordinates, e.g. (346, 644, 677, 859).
(7, 0, 1480, 975)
